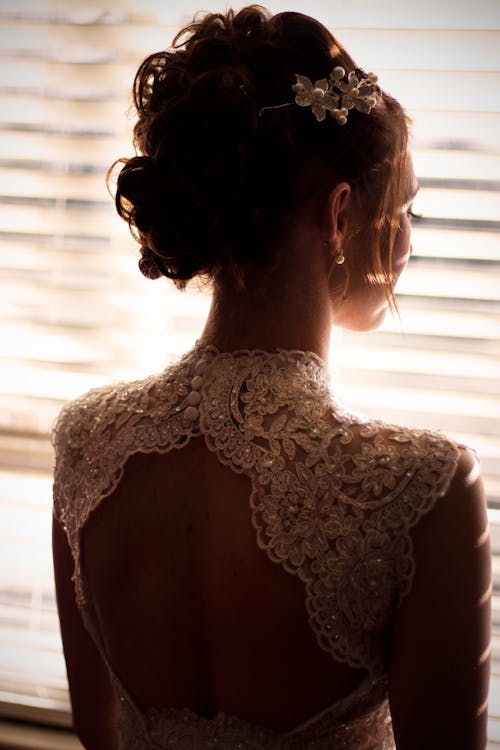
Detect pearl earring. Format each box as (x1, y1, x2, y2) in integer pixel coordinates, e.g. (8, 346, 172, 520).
(334, 249, 345, 265)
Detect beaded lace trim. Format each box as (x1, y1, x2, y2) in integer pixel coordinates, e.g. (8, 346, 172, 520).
(53, 343, 459, 676)
(53, 343, 460, 746)
(116, 681, 395, 749)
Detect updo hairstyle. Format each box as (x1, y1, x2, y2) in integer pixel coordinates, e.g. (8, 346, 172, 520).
(111, 5, 409, 288)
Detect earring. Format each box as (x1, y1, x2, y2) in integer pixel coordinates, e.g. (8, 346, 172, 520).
(342, 264, 350, 300)
(334, 249, 345, 265)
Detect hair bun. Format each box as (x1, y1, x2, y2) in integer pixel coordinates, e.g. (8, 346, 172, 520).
(115, 155, 162, 236)
(138, 250, 163, 280)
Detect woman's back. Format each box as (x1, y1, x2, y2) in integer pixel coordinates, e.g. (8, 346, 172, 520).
(85, 441, 366, 727)
(53, 345, 490, 748)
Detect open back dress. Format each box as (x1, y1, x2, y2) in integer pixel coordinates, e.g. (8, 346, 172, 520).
(53, 343, 459, 749)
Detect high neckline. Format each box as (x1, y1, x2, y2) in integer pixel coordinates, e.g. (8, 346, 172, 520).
(193, 339, 329, 370)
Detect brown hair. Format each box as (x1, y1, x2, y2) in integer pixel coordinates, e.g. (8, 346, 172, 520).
(110, 6, 409, 292)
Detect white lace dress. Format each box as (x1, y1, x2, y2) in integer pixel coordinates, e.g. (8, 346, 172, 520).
(52, 343, 460, 749)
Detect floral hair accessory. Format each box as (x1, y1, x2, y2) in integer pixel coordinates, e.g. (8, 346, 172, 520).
(259, 66, 380, 124)
(293, 66, 380, 124)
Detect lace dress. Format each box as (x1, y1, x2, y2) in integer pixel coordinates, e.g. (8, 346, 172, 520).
(52, 343, 460, 749)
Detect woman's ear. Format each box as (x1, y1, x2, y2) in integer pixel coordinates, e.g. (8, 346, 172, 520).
(326, 182, 351, 254)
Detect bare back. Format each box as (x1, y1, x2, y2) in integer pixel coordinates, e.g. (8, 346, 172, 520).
(53, 344, 490, 748)
(84, 440, 366, 730)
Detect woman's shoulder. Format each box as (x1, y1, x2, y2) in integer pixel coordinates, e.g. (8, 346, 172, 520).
(51, 363, 189, 535)
(325, 407, 468, 544)
(329, 404, 462, 492)
(52, 347, 202, 451)
(400, 435, 483, 541)
(371, 419, 485, 605)
(52, 373, 160, 450)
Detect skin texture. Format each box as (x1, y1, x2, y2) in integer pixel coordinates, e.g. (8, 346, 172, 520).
(53, 159, 492, 749)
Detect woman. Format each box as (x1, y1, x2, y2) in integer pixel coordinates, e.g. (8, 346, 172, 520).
(52, 7, 491, 749)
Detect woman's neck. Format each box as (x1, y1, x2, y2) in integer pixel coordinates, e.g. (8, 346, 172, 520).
(199, 257, 333, 362)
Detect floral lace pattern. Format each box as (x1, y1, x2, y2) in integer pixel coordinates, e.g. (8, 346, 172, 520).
(53, 343, 460, 749)
(116, 676, 394, 749)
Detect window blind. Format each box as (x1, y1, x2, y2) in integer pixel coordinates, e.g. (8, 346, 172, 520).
(0, 0, 499, 744)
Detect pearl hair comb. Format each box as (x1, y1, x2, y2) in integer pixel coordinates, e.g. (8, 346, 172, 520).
(260, 66, 380, 125)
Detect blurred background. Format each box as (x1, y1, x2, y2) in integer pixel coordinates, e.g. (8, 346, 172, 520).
(0, 0, 499, 746)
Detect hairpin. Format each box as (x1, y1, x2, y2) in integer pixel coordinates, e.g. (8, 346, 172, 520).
(259, 66, 380, 125)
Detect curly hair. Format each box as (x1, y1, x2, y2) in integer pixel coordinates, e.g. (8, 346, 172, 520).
(110, 6, 409, 290)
